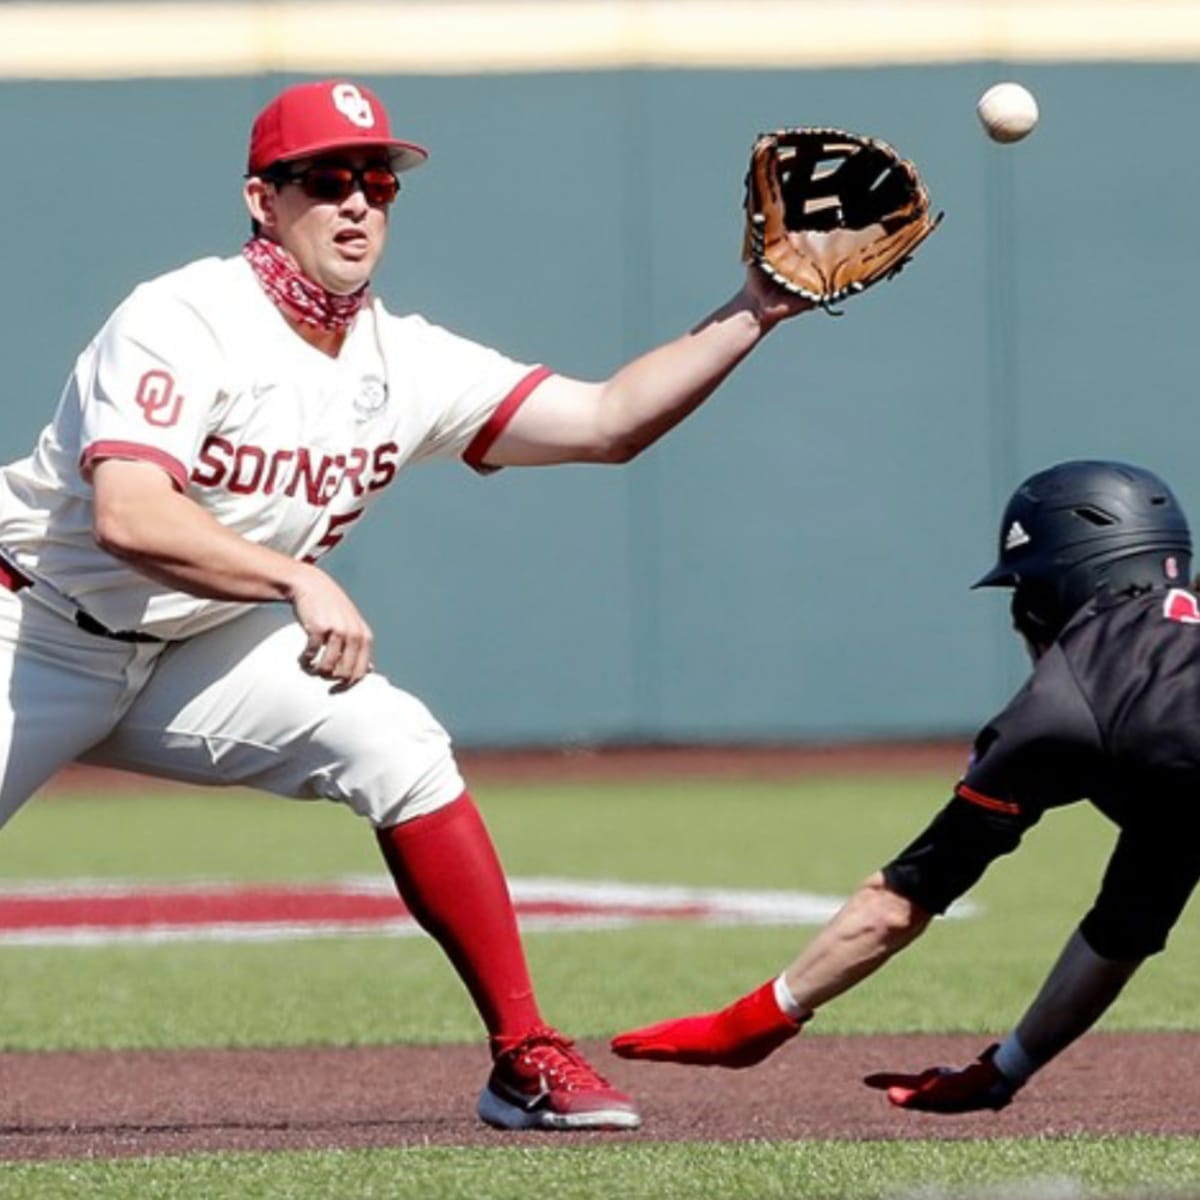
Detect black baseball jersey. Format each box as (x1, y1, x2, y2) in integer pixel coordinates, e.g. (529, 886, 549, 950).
(884, 587, 1200, 960)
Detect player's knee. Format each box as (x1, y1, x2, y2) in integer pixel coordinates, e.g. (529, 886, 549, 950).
(307, 688, 465, 827)
(362, 752, 464, 827)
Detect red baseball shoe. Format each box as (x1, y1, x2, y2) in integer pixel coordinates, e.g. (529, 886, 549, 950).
(478, 1025, 642, 1131)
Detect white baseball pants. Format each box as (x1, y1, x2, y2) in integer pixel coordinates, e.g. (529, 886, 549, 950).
(0, 583, 465, 831)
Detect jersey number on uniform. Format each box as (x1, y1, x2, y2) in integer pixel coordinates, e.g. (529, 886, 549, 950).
(304, 507, 365, 564)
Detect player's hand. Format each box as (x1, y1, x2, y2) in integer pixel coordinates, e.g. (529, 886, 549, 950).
(863, 1044, 1016, 1112)
(611, 980, 805, 1068)
(288, 565, 375, 691)
(742, 265, 817, 329)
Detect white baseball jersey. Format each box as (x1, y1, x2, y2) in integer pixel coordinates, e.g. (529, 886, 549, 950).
(0, 254, 548, 640)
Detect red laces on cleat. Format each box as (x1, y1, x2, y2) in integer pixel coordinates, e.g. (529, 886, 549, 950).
(499, 1027, 613, 1093)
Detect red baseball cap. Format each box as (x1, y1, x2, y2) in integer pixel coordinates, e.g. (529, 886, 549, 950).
(247, 80, 429, 175)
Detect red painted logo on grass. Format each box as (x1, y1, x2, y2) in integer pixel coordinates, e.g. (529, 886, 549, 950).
(0, 878, 876, 947)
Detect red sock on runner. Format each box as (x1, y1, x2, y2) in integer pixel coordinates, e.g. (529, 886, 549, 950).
(376, 791, 541, 1053)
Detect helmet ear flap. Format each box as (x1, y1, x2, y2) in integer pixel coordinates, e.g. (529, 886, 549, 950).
(1010, 587, 1057, 645)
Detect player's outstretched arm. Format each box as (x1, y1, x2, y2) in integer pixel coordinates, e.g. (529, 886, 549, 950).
(612, 873, 931, 1068)
(1007, 927, 1142, 1068)
(474, 274, 813, 469)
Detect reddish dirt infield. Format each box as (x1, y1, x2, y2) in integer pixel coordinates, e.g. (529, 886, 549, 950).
(0, 1033, 1192, 1160)
(21, 743, 1187, 1161)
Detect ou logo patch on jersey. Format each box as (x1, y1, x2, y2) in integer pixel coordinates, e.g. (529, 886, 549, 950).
(134, 369, 184, 427)
(332, 83, 375, 129)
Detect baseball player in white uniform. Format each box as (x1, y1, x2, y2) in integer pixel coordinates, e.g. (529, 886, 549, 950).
(0, 79, 813, 1131)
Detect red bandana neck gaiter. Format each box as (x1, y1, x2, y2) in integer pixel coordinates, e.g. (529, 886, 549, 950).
(242, 237, 368, 332)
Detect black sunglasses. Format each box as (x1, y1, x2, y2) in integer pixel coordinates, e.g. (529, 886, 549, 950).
(268, 163, 401, 206)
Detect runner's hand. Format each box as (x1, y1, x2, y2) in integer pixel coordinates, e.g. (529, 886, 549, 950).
(611, 981, 804, 1068)
(864, 1044, 1016, 1112)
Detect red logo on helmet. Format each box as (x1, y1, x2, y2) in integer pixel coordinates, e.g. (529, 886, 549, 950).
(1163, 588, 1200, 624)
(134, 370, 183, 428)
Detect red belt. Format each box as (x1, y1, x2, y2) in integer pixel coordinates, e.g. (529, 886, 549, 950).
(0, 559, 31, 593)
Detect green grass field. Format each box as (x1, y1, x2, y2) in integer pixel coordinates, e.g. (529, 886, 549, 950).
(0, 770, 1197, 1197)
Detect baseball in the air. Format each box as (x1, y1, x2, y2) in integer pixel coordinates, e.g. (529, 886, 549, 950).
(976, 82, 1039, 144)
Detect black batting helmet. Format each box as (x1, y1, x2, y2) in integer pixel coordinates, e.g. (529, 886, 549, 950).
(974, 460, 1192, 643)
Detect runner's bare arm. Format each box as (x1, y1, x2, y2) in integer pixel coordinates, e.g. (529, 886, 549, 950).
(780, 873, 932, 1012)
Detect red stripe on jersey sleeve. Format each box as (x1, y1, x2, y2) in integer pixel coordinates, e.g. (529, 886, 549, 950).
(81, 442, 189, 491)
(955, 782, 1022, 815)
(463, 365, 555, 474)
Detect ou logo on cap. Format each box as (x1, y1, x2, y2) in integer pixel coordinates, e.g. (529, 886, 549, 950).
(332, 83, 375, 129)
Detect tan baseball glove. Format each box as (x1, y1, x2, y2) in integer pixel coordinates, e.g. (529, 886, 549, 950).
(743, 128, 941, 311)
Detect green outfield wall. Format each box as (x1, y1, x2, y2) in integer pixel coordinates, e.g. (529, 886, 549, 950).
(1, 6, 1196, 744)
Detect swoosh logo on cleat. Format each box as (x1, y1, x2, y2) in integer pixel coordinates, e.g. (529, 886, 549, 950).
(523, 1072, 552, 1110)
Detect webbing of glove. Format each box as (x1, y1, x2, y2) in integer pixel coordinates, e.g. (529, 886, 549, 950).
(742, 127, 942, 312)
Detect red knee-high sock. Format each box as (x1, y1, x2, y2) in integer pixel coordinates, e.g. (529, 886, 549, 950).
(376, 791, 541, 1053)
